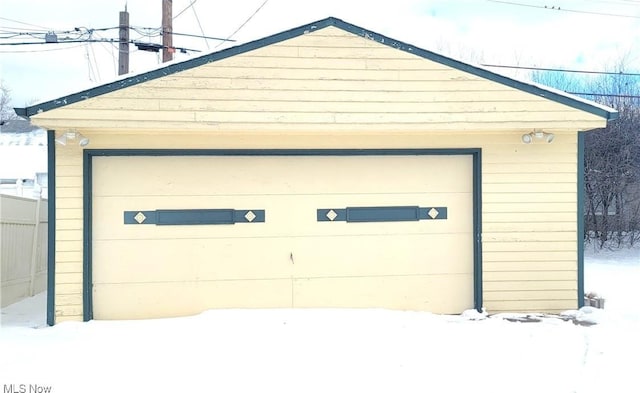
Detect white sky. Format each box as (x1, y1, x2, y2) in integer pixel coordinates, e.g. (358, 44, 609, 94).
(1, 0, 640, 108)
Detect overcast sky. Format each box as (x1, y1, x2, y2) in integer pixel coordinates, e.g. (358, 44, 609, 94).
(2, 0, 640, 109)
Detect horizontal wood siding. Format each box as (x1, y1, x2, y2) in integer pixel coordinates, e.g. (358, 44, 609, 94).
(52, 131, 579, 320)
(32, 27, 605, 133)
(54, 147, 84, 322)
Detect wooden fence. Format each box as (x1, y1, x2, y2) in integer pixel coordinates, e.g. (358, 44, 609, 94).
(1, 194, 47, 307)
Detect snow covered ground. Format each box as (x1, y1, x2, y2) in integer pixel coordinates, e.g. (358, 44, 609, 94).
(1, 248, 638, 393)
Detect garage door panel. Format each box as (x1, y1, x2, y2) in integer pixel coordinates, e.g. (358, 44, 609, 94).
(292, 234, 473, 278)
(93, 238, 294, 282)
(93, 279, 292, 320)
(93, 193, 471, 240)
(93, 155, 472, 197)
(293, 274, 474, 313)
(92, 153, 475, 318)
(93, 234, 473, 283)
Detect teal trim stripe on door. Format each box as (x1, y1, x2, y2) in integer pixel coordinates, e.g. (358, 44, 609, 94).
(317, 206, 447, 222)
(124, 209, 265, 225)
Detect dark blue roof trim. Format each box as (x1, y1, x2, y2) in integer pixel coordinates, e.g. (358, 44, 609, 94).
(15, 17, 617, 121)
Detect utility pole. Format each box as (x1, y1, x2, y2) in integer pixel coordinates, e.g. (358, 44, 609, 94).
(118, 5, 129, 75)
(162, 0, 173, 63)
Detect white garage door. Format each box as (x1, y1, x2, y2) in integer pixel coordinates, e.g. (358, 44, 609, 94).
(92, 154, 474, 319)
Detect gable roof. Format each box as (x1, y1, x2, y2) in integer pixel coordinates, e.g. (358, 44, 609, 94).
(15, 17, 617, 121)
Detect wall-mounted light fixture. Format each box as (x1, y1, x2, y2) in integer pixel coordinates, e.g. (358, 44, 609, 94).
(522, 130, 554, 144)
(55, 131, 90, 147)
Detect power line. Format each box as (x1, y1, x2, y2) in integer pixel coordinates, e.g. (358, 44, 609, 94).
(0, 27, 95, 43)
(567, 92, 640, 98)
(0, 38, 201, 53)
(0, 39, 115, 46)
(581, 0, 640, 5)
(215, 0, 270, 48)
(170, 31, 233, 42)
(482, 64, 640, 76)
(0, 40, 97, 46)
(92, 31, 118, 74)
(191, 2, 209, 50)
(0, 43, 87, 53)
(0, 25, 232, 42)
(0, 16, 51, 30)
(131, 26, 162, 37)
(0, 27, 49, 36)
(84, 43, 97, 82)
(487, 0, 640, 19)
(174, 0, 197, 20)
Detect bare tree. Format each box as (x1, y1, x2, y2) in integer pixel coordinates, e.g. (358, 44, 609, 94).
(531, 62, 640, 248)
(530, 69, 586, 93)
(583, 65, 640, 248)
(584, 106, 640, 247)
(1, 80, 18, 124)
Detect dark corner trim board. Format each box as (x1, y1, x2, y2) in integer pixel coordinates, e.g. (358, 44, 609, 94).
(473, 149, 483, 312)
(82, 148, 482, 321)
(577, 132, 585, 308)
(15, 17, 616, 121)
(83, 150, 93, 321)
(46, 131, 56, 326)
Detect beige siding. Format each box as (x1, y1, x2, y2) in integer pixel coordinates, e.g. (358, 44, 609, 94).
(31, 27, 604, 133)
(50, 130, 581, 321)
(54, 147, 84, 321)
(32, 25, 608, 322)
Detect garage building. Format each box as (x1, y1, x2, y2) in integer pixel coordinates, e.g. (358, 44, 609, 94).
(15, 17, 617, 324)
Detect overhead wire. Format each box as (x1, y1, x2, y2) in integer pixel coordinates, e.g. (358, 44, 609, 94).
(131, 26, 162, 37)
(82, 28, 101, 81)
(83, 43, 96, 82)
(215, 0, 270, 48)
(0, 43, 87, 53)
(0, 32, 40, 39)
(580, 0, 640, 5)
(0, 16, 51, 30)
(169, 31, 232, 41)
(174, 0, 198, 20)
(92, 31, 118, 75)
(3, 8, 638, 97)
(567, 92, 640, 98)
(0, 25, 50, 32)
(0, 24, 229, 44)
(482, 64, 640, 76)
(191, 2, 209, 50)
(487, 0, 640, 19)
(90, 43, 102, 81)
